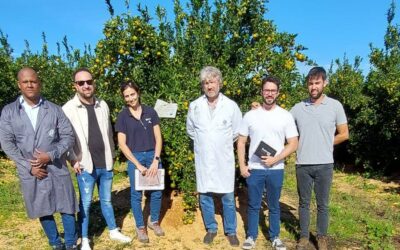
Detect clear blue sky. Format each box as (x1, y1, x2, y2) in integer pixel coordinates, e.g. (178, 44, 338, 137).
(0, 0, 397, 74)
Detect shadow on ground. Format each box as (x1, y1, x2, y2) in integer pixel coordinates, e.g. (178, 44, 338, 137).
(87, 187, 175, 238)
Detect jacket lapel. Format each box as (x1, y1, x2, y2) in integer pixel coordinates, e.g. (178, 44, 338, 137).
(17, 103, 36, 134)
(35, 100, 49, 136)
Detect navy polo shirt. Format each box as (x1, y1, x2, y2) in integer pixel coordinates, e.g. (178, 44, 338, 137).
(115, 105, 160, 152)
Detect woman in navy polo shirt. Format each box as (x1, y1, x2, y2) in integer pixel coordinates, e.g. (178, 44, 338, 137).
(115, 81, 164, 243)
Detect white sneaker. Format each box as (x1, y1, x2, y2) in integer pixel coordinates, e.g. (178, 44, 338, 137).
(272, 238, 286, 250)
(80, 238, 91, 250)
(242, 237, 256, 249)
(109, 228, 132, 243)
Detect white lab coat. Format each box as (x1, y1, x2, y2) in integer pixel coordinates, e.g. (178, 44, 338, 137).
(186, 94, 242, 193)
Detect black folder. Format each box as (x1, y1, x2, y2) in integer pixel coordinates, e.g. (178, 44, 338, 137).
(254, 141, 277, 158)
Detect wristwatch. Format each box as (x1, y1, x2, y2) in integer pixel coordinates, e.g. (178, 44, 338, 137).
(154, 156, 160, 161)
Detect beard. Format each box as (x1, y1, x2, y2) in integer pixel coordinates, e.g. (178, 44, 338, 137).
(205, 89, 220, 99)
(310, 89, 323, 100)
(263, 96, 277, 106)
(78, 91, 94, 100)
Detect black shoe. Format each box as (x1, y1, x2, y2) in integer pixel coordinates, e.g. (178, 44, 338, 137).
(203, 231, 217, 244)
(227, 234, 240, 246)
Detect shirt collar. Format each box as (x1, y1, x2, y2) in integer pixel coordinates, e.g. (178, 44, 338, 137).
(125, 105, 148, 117)
(19, 95, 43, 108)
(73, 94, 100, 107)
(202, 92, 224, 102)
(305, 94, 328, 106)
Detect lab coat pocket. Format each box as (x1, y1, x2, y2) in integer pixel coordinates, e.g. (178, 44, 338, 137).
(55, 176, 75, 211)
(32, 178, 54, 212)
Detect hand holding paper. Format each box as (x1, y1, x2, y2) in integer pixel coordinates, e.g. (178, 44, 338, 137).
(138, 173, 160, 186)
(135, 169, 165, 190)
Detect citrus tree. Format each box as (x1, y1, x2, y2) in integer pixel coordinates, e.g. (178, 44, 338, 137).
(359, 2, 400, 173)
(327, 2, 400, 174)
(327, 57, 368, 166)
(93, 0, 310, 223)
(0, 31, 18, 110)
(0, 32, 91, 108)
(14, 35, 92, 105)
(1, 0, 399, 225)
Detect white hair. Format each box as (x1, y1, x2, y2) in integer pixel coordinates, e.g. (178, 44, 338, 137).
(199, 66, 223, 85)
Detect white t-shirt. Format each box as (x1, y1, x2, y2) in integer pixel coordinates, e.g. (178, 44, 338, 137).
(239, 106, 298, 170)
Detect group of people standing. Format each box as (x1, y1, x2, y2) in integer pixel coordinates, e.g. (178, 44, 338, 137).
(187, 66, 348, 250)
(0, 65, 348, 250)
(0, 67, 163, 249)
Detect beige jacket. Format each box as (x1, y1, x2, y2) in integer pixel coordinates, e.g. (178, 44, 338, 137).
(62, 94, 115, 173)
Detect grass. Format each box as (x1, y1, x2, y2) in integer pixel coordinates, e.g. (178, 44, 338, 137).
(0, 160, 26, 224)
(0, 158, 399, 249)
(281, 164, 399, 249)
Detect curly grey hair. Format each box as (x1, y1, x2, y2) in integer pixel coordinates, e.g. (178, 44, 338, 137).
(199, 66, 223, 85)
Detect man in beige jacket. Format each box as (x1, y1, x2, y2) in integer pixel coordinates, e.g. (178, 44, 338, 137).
(63, 68, 131, 250)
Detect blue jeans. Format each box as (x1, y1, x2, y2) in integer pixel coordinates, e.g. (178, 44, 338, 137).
(246, 169, 284, 240)
(40, 213, 76, 248)
(296, 164, 333, 238)
(77, 168, 117, 238)
(199, 192, 237, 235)
(127, 150, 162, 228)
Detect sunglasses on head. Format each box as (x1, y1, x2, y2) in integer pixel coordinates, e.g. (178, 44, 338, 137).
(75, 79, 94, 86)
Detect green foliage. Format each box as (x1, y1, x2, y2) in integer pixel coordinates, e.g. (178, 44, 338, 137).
(0, 30, 18, 110)
(327, 57, 367, 165)
(1, 0, 399, 224)
(0, 33, 91, 107)
(90, 0, 308, 222)
(1, 2, 400, 246)
(0, 0, 309, 223)
(361, 1, 400, 173)
(364, 219, 395, 250)
(327, 2, 400, 174)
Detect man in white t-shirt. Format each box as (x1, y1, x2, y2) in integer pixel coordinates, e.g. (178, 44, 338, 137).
(237, 76, 298, 250)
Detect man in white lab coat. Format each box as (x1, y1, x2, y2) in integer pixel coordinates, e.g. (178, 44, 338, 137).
(186, 66, 242, 246)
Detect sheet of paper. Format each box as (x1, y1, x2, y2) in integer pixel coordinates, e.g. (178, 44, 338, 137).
(154, 99, 178, 118)
(138, 172, 161, 186)
(135, 169, 165, 190)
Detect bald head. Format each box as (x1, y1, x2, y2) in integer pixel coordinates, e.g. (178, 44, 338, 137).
(17, 67, 41, 106)
(17, 67, 38, 81)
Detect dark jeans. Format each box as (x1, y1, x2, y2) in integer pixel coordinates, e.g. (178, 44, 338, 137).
(246, 169, 284, 240)
(296, 164, 333, 238)
(40, 213, 76, 248)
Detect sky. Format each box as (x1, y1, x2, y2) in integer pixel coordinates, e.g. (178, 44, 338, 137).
(0, 0, 398, 75)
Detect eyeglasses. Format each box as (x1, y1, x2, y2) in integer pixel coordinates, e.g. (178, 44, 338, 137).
(75, 79, 94, 86)
(262, 89, 278, 94)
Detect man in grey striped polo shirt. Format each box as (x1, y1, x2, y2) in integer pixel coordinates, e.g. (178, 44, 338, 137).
(290, 67, 349, 250)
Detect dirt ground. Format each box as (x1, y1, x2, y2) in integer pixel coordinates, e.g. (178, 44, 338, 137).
(0, 182, 300, 250)
(1, 172, 399, 250)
